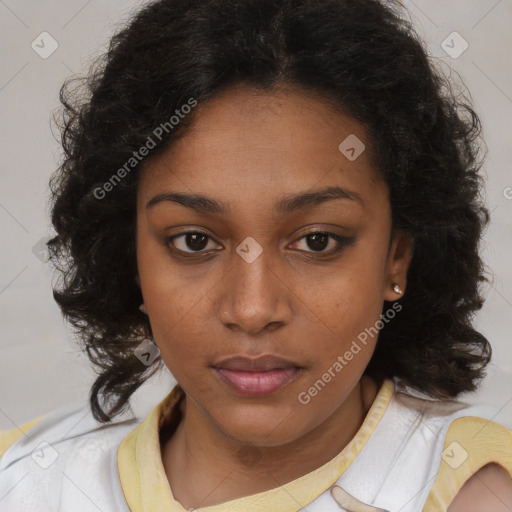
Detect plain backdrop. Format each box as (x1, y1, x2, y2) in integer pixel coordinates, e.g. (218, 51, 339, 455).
(0, 0, 511, 430)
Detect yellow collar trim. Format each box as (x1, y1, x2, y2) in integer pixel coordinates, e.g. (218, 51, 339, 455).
(118, 378, 395, 512)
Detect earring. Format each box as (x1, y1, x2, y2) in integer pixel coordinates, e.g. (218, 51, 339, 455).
(392, 283, 403, 295)
(139, 303, 148, 314)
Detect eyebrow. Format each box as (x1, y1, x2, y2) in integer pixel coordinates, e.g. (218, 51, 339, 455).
(146, 185, 364, 215)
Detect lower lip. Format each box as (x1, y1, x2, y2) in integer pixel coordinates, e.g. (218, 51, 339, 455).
(213, 367, 300, 397)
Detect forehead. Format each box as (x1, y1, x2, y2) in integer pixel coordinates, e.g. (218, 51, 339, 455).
(137, 85, 387, 215)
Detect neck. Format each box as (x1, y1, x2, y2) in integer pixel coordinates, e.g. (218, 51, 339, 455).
(161, 375, 379, 509)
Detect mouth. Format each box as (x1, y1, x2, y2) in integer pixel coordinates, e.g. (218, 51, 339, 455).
(211, 355, 303, 397)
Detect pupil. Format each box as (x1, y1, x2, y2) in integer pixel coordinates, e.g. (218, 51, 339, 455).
(183, 233, 330, 252)
(308, 233, 328, 251)
(187, 233, 208, 251)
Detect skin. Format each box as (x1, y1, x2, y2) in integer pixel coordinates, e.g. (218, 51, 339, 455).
(135, 83, 414, 509)
(447, 463, 512, 511)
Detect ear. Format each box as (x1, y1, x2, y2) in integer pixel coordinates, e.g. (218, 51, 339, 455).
(383, 229, 414, 301)
(134, 274, 148, 314)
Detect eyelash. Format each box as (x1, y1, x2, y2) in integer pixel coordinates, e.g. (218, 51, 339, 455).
(164, 230, 355, 258)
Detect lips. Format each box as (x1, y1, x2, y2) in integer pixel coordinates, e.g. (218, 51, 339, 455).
(211, 355, 303, 396)
(212, 354, 302, 372)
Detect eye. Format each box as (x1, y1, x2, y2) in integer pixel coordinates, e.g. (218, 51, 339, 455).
(165, 230, 355, 258)
(165, 231, 220, 254)
(290, 231, 355, 255)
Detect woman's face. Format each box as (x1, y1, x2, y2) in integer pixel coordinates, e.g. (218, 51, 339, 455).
(136, 84, 413, 446)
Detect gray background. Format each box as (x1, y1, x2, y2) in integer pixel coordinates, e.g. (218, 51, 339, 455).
(0, 0, 511, 429)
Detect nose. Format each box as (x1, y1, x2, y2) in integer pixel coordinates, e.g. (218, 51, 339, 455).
(217, 243, 293, 335)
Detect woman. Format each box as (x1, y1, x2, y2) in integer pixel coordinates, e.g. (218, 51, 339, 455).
(1, 0, 511, 510)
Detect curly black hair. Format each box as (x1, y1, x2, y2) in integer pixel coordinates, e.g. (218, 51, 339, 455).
(47, 0, 492, 423)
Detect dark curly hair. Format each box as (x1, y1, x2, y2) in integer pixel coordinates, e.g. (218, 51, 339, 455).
(47, 0, 492, 423)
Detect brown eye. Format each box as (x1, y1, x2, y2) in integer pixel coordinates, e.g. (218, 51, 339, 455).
(291, 232, 355, 255)
(166, 232, 218, 253)
(305, 233, 329, 251)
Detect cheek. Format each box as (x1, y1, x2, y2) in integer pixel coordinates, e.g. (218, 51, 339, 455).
(136, 235, 199, 364)
(303, 240, 387, 316)
(296, 242, 389, 366)
(137, 231, 204, 325)
(145, 286, 206, 368)
(149, 311, 209, 396)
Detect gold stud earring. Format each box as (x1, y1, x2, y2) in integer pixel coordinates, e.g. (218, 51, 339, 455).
(392, 283, 403, 295)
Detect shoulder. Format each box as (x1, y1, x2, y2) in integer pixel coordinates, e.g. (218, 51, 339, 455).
(383, 383, 512, 511)
(0, 400, 131, 466)
(447, 462, 512, 512)
(1, 399, 141, 469)
(0, 415, 46, 458)
(0, 400, 141, 511)
(422, 410, 512, 512)
(0, 400, 87, 466)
